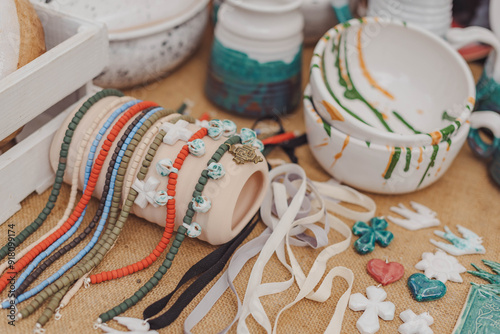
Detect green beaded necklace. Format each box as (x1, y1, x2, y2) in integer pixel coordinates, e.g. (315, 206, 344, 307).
(0, 89, 123, 261)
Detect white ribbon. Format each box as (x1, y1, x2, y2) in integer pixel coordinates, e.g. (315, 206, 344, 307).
(184, 163, 376, 333)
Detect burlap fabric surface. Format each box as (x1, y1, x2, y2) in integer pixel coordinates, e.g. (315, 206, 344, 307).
(1, 29, 499, 334)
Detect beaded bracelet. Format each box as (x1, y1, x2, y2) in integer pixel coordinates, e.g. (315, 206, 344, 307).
(88, 126, 209, 284)
(52, 113, 183, 320)
(0, 100, 158, 293)
(9, 99, 144, 300)
(96, 134, 262, 324)
(0, 89, 123, 262)
(17, 111, 186, 321)
(33, 115, 196, 329)
(30, 107, 167, 329)
(8, 107, 159, 302)
(0, 96, 134, 278)
(51, 111, 184, 320)
(12, 103, 186, 299)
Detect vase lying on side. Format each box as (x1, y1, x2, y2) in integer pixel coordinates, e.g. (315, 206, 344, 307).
(205, 0, 304, 118)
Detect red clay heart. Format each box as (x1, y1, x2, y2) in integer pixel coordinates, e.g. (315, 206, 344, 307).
(367, 259, 405, 285)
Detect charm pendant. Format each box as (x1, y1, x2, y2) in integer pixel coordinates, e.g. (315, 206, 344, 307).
(430, 225, 485, 256)
(398, 310, 434, 334)
(352, 217, 394, 255)
(192, 196, 211, 213)
(349, 285, 395, 334)
(415, 250, 466, 283)
(367, 259, 404, 286)
(388, 201, 440, 230)
(188, 139, 206, 157)
(206, 162, 225, 180)
(227, 144, 264, 165)
(407, 273, 447, 302)
(184, 222, 202, 238)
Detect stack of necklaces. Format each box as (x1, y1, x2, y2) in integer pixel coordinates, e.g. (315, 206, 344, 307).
(0, 89, 265, 333)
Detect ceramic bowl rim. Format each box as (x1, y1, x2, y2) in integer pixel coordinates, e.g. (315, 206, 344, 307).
(108, 0, 209, 41)
(226, 0, 303, 13)
(309, 17, 475, 147)
(303, 85, 469, 152)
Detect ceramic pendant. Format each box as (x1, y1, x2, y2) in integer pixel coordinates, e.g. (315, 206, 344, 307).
(206, 162, 225, 180)
(239, 128, 257, 145)
(253, 138, 265, 152)
(352, 217, 394, 255)
(191, 196, 211, 213)
(222, 119, 237, 137)
(415, 250, 466, 283)
(387, 201, 440, 230)
(452, 284, 500, 333)
(407, 273, 447, 302)
(156, 159, 177, 177)
(398, 310, 434, 334)
(188, 139, 206, 157)
(132, 177, 160, 209)
(468, 260, 500, 284)
(184, 222, 202, 238)
(367, 259, 404, 286)
(153, 191, 170, 207)
(349, 285, 395, 334)
(160, 120, 193, 145)
(208, 119, 223, 140)
(430, 225, 485, 256)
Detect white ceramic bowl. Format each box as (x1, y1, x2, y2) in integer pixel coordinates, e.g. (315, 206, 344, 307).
(304, 85, 469, 194)
(44, 0, 209, 88)
(310, 17, 475, 148)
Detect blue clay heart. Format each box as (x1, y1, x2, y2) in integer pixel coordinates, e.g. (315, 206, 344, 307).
(408, 273, 447, 302)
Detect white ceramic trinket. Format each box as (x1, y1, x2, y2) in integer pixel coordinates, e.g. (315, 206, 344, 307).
(160, 120, 193, 145)
(388, 202, 440, 230)
(155, 159, 177, 177)
(430, 225, 486, 256)
(398, 310, 434, 334)
(415, 250, 466, 283)
(191, 196, 211, 213)
(188, 139, 206, 157)
(349, 285, 395, 334)
(132, 177, 160, 209)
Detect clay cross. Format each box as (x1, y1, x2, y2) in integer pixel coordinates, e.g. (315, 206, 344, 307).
(349, 286, 395, 334)
(160, 120, 193, 145)
(132, 177, 160, 209)
(398, 309, 434, 334)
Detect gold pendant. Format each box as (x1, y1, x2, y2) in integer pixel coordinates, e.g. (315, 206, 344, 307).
(227, 144, 264, 164)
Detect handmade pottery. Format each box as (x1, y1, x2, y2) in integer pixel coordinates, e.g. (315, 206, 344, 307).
(304, 85, 470, 194)
(453, 284, 500, 333)
(205, 0, 304, 117)
(44, 0, 209, 89)
(310, 18, 476, 148)
(352, 217, 393, 254)
(468, 111, 500, 186)
(367, 259, 405, 286)
(446, 26, 500, 113)
(407, 273, 447, 302)
(367, 0, 452, 37)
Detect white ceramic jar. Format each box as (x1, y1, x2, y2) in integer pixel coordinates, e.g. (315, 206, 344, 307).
(205, 0, 304, 117)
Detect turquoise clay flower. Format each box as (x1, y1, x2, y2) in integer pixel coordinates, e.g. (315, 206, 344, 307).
(191, 195, 212, 213)
(222, 120, 237, 137)
(208, 119, 224, 140)
(253, 139, 264, 152)
(207, 162, 225, 180)
(156, 158, 177, 177)
(352, 217, 394, 254)
(188, 139, 206, 157)
(240, 128, 257, 145)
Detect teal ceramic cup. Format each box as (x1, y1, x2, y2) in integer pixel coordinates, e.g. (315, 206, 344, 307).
(468, 111, 500, 186)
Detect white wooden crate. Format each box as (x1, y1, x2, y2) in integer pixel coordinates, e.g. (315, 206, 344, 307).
(0, 3, 108, 225)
